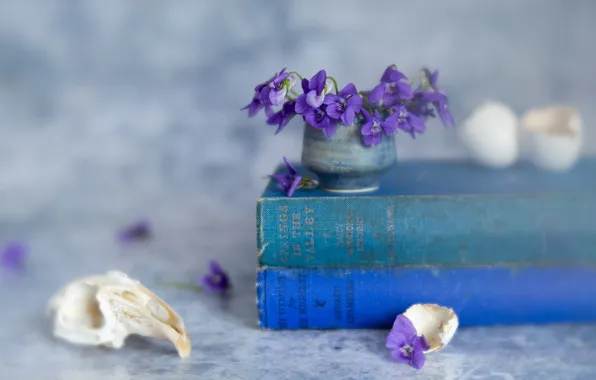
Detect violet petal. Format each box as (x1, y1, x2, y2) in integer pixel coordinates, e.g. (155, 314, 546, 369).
(392, 314, 418, 339)
(295, 94, 310, 114)
(386, 331, 409, 350)
(368, 83, 385, 103)
(390, 349, 411, 364)
(310, 70, 327, 94)
(306, 90, 325, 108)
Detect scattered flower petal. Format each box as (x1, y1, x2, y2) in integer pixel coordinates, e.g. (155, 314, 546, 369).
(1, 242, 27, 270)
(200, 260, 231, 294)
(118, 220, 152, 243)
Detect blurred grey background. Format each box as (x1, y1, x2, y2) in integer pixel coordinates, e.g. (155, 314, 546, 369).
(1, 0, 595, 220)
(1, 2, 596, 378)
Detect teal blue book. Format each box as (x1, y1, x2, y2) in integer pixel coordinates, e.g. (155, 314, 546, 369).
(256, 159, 596, 267)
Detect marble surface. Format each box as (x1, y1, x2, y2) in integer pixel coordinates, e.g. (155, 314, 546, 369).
(1, 1, 596, 378)
(2, 197, 596, 380)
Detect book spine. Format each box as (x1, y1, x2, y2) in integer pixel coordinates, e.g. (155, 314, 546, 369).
(257, 194, 596, 267)
(257, 266, 596, 330)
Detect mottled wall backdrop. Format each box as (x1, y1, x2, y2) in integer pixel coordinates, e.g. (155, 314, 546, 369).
(1, 0, 595, 221)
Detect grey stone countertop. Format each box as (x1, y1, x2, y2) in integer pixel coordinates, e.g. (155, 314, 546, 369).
(1, 193, 596, 380)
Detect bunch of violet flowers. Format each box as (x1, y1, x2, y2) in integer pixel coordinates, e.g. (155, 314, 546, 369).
(243, 65, 454, 146)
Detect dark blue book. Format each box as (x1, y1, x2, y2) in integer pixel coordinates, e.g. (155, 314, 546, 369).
(257, 159, 596, 267)
(256, 266, 596, 329)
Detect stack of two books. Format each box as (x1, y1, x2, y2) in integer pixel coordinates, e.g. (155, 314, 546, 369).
(256, 159, 596, 330)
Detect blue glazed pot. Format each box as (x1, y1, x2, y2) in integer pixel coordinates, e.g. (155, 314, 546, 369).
(301, 122, 397, 193)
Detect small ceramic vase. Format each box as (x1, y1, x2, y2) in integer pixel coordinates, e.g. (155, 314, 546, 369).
(301, 121, 396, 193)
(520, 105, 583, 172)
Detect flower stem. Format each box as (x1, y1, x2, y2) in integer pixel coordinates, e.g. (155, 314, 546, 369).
(410, 69, 430, 90)
(358, 90, 370, 100)
(156, 280, 204, 292)
(289, 71, 303, 80)
(298, 177, 319, 190)
(327, 76, 340, 95)
(409, 73, 421, 88)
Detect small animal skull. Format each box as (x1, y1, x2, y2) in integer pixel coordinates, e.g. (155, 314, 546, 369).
(48, 270, 191, 357)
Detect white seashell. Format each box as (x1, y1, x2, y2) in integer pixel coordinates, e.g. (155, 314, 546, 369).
(403, 304, 458, 353)
(48, 270, 191, 357)
(520, 105, 583, 171)
(458, 101, 519, 168)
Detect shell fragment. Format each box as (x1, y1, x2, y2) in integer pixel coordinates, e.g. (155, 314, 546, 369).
(520, 105, 583, 171)
(403, 303, 458, 353)
(48, 270, 191, 357)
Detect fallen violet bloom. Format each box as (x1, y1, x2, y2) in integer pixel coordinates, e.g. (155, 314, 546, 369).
(117, 220, 152, 243)
(1, 242, 28, 270)
(271, 157, 318, 197)
(386, 314, 430, 370)
(201, 260, 231, 294)
(271, 156, 302, 197)
(156, 260, 232, 296)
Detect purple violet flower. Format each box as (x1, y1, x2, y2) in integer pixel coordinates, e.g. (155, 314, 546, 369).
(271, 156, 302, 197)
(413, 68, 454, 127)
(393, 103, 427, 138)
(386, 314, 430, 370)
(369, 66, 414, 107)
(243, 68, 298, 117)
(360, 109, 398, 146)
(407, 89, 436, 122)
(304, 106, 338, 138)
(267, 100, 296, 134)
(200, 260, 231, 294)
(1, 242, 27, 270)
(242, 77, 274, 117)
(118, 220, 151, 243)
(295, 70, 328, 114)
(428, 92, 455, 127)
(323, 83, 363, 126)
(260, 68, 294, 106)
